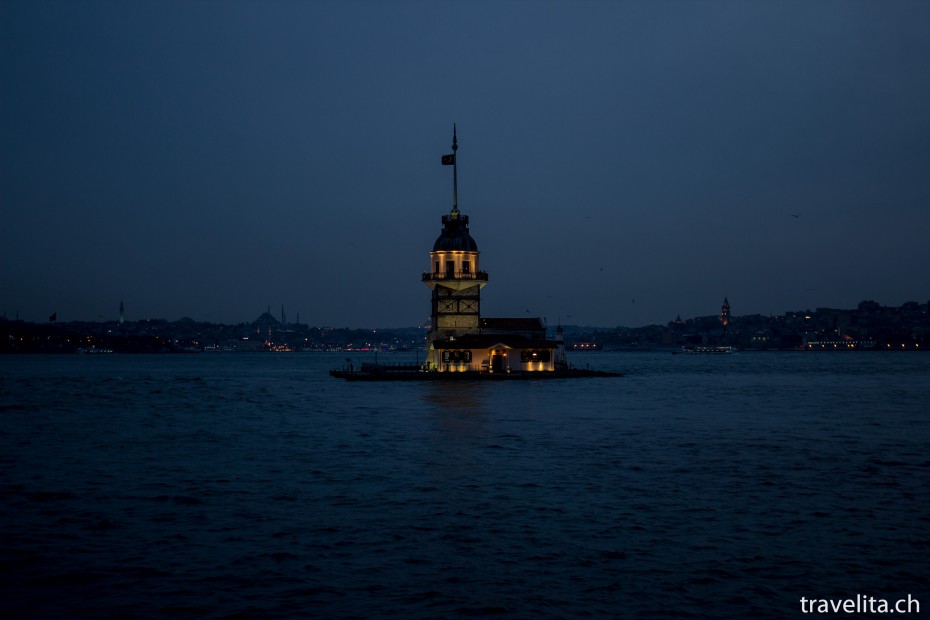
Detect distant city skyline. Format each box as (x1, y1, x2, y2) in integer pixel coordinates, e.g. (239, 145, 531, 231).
(5, 296, 927, 332)
(4, 297, 926, 356)
(2, 1, 928, 327)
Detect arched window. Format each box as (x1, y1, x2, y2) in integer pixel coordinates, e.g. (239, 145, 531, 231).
(441, 350, 472, 364)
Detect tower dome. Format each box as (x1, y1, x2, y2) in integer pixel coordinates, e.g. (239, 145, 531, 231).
(432, 210, 478, 252)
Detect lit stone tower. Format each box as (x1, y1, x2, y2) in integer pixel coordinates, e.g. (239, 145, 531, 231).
(422, 126, 488, 346)
(720, 296, 731, 336)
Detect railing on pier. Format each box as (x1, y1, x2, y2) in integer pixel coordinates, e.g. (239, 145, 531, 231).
(359, 362, 422, 373)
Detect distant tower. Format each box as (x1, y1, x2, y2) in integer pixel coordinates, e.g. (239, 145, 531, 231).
(422, 125, 488, 343)
(281, 304, 286, 326)
(119, 300, 125, 324)
(720, 297, 731, 336)
(554, 324, 567, 368)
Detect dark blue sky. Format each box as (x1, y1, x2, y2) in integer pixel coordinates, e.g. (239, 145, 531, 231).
(2, 0, 928, 327)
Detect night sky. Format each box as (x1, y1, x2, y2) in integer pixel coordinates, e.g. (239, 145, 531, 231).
(3, 1, 929, 328)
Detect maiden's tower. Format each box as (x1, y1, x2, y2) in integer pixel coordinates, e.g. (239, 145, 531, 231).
(330, 127, 617, 380)
(421, 126, 565, 374)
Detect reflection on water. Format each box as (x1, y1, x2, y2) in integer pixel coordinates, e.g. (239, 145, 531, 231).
(421, 381, 492, 414)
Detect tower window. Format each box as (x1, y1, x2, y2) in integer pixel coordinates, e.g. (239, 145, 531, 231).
(463, 260, 470, 274)
(434, 261, 439, 274)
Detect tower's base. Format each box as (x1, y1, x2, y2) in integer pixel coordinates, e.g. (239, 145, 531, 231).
(329, 365, 621, 381)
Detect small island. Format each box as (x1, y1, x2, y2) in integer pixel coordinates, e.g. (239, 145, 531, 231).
(331, 127, 619, 381)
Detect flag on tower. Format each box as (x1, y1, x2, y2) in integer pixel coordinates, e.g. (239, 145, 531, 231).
(441, 154, 455, 165)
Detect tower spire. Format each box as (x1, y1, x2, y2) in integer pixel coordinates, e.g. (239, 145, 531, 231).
(440, 124, 460, 216)
(451, 123, 458, 214)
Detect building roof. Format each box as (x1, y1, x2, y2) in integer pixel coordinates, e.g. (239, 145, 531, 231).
(433, 333, 558, 350)
(433, 211, 478, 252)
(479, 317, 545, 331)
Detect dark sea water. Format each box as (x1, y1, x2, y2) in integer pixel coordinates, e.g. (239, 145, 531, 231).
(1, 351, 928, 619)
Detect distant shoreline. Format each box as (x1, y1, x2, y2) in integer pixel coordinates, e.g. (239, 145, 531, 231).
(3, 299, 926, 355)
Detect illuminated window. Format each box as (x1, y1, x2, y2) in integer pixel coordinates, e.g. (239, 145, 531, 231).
(521, 350, 551, 362)
(441, 350, 472, 363)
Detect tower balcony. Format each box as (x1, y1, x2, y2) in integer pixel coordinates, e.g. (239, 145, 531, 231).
(422, 271, 489, 291)
(423, 271, 488, 282)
